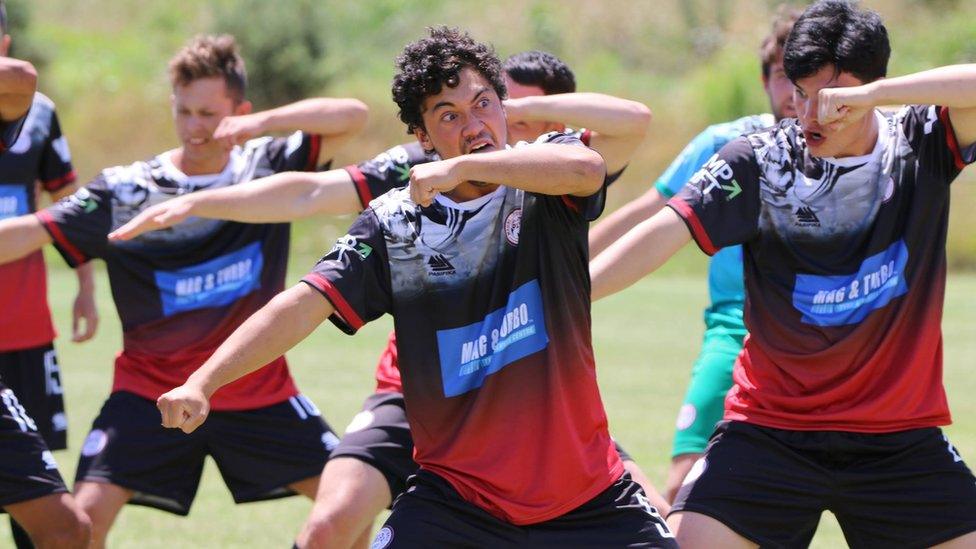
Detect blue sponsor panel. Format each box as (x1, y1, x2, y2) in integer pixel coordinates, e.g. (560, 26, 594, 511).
(0, 184, 28, 219)
(793, 240, 909, 326)
(155, 241, 264, 316)
(437, 279, 549, 397)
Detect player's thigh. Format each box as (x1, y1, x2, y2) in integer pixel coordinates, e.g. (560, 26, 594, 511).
(207, 394, 336, 504)
(832, 428, 976, 548)
(4, 492, 90, 547)
(669, 511, 756, 549)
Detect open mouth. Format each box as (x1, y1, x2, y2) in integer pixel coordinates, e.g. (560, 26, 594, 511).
(187, 137, 209, 146)
(467, 140, 494, 154)
(803, 130, 825, 146)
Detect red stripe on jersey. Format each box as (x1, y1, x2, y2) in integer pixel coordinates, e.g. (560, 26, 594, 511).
(560, 195, 581, 213)
(35, 209, 87, 265)
(939, 106, 967, 171)
(42, 170, 77, 192)
(306, 134, 323, 171)
(303, 272, 365, 331)
(344, 165, 373, 208)
(580, 129, 592, 146)
(669, 197, 718, 256)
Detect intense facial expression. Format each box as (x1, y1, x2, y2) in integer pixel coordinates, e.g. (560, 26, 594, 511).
(414, 66, 507, 161)
(793, 64, 876, 158)
(171, 77, 249, 166)
(503, 75, 565, 144)
(763, 57, 797, 121)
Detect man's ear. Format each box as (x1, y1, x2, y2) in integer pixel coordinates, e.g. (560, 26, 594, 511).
(414, 126, 435, 155)
(235, 100, 253, 116)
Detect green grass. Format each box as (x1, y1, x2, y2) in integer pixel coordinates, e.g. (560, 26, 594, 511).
(2, 252, 973, 547)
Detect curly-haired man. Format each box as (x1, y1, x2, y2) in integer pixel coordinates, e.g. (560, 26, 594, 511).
(155, 27, 676, 548)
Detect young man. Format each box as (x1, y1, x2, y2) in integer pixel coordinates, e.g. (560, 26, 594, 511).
(155, 27, 675, 548)
(588, 6, 799, 502)
(0, 52, 92, 549)
(591, 2, 976, 546)
(0, 4, 100, 545)
(0, 34, 368, 548)
(110, 49, 659, 548)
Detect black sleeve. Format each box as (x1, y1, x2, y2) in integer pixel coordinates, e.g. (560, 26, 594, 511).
(901, 105, 976, 185)
(264, 131, 323, 173)
(343, 142, 432, 209)
(35, 175, 114, 266)
(533, 131, 607, 221)
(301, 209, 392, 334)
(39, 109, 77, 192)
(666, 136, 762, 255)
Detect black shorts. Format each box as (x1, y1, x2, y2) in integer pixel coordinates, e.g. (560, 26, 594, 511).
(329, 391, 416, 500)
(0, 383, 68, 509)
(0, 343, 67, 450)
(373, 470, 677, 548)
(76, 391, 338, 515)
(671, 420, 976, 548)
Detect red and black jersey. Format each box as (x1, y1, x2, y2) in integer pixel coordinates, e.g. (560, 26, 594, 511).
(0, 93, 76, 351)
(303, 133, 622, 525)
(670, 106, 976, 432)
(37, 133, 324, 410)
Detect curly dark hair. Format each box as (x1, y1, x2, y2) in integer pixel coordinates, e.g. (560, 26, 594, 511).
(392, 27, 507, 133)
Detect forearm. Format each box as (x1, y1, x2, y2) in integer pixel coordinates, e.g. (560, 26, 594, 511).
(186, 284, 333, 398)
(0, 58, 37, 120)
(589, 189, 668, 257)
(868, 65, 976, 108)
(0, 215, 52, 265)
(513, 93, 652, 137)
(189, 170, 361, 222)
(258, 97, 368, 137)
(590, 208, 691, 301)
(75, 261, 95, 293)
(455, 144, 605, 196)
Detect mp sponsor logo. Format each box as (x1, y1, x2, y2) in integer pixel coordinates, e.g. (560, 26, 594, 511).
(329, 234, 373, 262)
(691, 154, 741, 201)
(370, 526, 394, 549)
(81, 429, 109, 457)
(504, 208, 521, 245)
(437, 279, 549, 397)
(0, 184, 28, 219)
(793, 240, 909, 326)
(154, 241, 264, 316)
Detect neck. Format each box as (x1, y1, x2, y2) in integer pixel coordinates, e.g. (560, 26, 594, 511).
(444, 181, 499, 203)
(171, 148, 230, 176)
(842, 110, 880, 158)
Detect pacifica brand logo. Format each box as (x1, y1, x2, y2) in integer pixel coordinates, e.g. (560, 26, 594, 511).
(426, 254, 456, 276)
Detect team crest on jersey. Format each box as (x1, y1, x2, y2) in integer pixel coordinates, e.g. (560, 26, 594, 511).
(370, 526, 394, 549)
(504, 208, 521, 245)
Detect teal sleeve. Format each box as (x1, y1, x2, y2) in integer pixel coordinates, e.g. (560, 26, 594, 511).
(652, 128, 722, 199)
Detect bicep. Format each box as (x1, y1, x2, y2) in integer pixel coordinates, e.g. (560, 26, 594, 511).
(948, 106, 976, 150)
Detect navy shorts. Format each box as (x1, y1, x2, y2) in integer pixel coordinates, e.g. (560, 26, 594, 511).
(76, 391, 338, 515)
(671, 421, 976, 548)
(373, 470, 677, 548)
(0, 383, 67, 510)
(0, 343, 67, 450)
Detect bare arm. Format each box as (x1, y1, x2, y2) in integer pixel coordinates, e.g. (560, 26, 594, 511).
(589, 188, 669, 257)
(214, 97, 369, 165)
(820, 64, 976, 148)
(157, 283, 334, 433)
(109, 169, 362, 241)
(409, 143, 605, 207)
(505, 93, 652, 173)
(0, 215, 52, 265)
(0, 57, 37, 122)
(590, 208, 692, 301)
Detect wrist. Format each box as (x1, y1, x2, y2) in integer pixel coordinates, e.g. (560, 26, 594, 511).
(185, 371, 218, 399)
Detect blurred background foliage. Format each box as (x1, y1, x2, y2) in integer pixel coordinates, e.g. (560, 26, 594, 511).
(9, 0, 976, 267)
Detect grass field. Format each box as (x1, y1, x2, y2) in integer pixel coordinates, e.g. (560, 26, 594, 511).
(1, 250, 973, 547)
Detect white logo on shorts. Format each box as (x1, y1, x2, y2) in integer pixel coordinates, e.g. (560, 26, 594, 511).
(682, 456, 708, 487)
(41, 450, 58, 471)
(675, 404, 697, 430)
(81, 429, 109, 457)
(370, 526, 394, 549)
(504, 208, 521, 246)
(321, 431, 340, 451)
(344, 410, 375, 434)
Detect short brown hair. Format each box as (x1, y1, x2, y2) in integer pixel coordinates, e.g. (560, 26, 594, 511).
(168, 34, 247, 102)
(760, 5, 803, 78)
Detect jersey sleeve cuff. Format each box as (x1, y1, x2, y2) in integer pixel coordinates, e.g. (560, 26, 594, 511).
(343, 165, 373, 209)
(301, 273, 365, 334)
(653, 179, 675, 199)
(667, 197, 719, 256)
(35, 210, 89, 267)
(41, 170, 77, 192)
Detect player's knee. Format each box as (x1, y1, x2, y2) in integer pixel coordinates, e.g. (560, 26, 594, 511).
(300, 514, 362, 548)
(32, 510, 92, 549)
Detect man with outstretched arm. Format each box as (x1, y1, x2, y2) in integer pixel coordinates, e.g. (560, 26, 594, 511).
(158, 27, 675, 548)
(0, 34, 367, 548)
(588, 5, 799, 502)
(590, 2, 976, 547)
